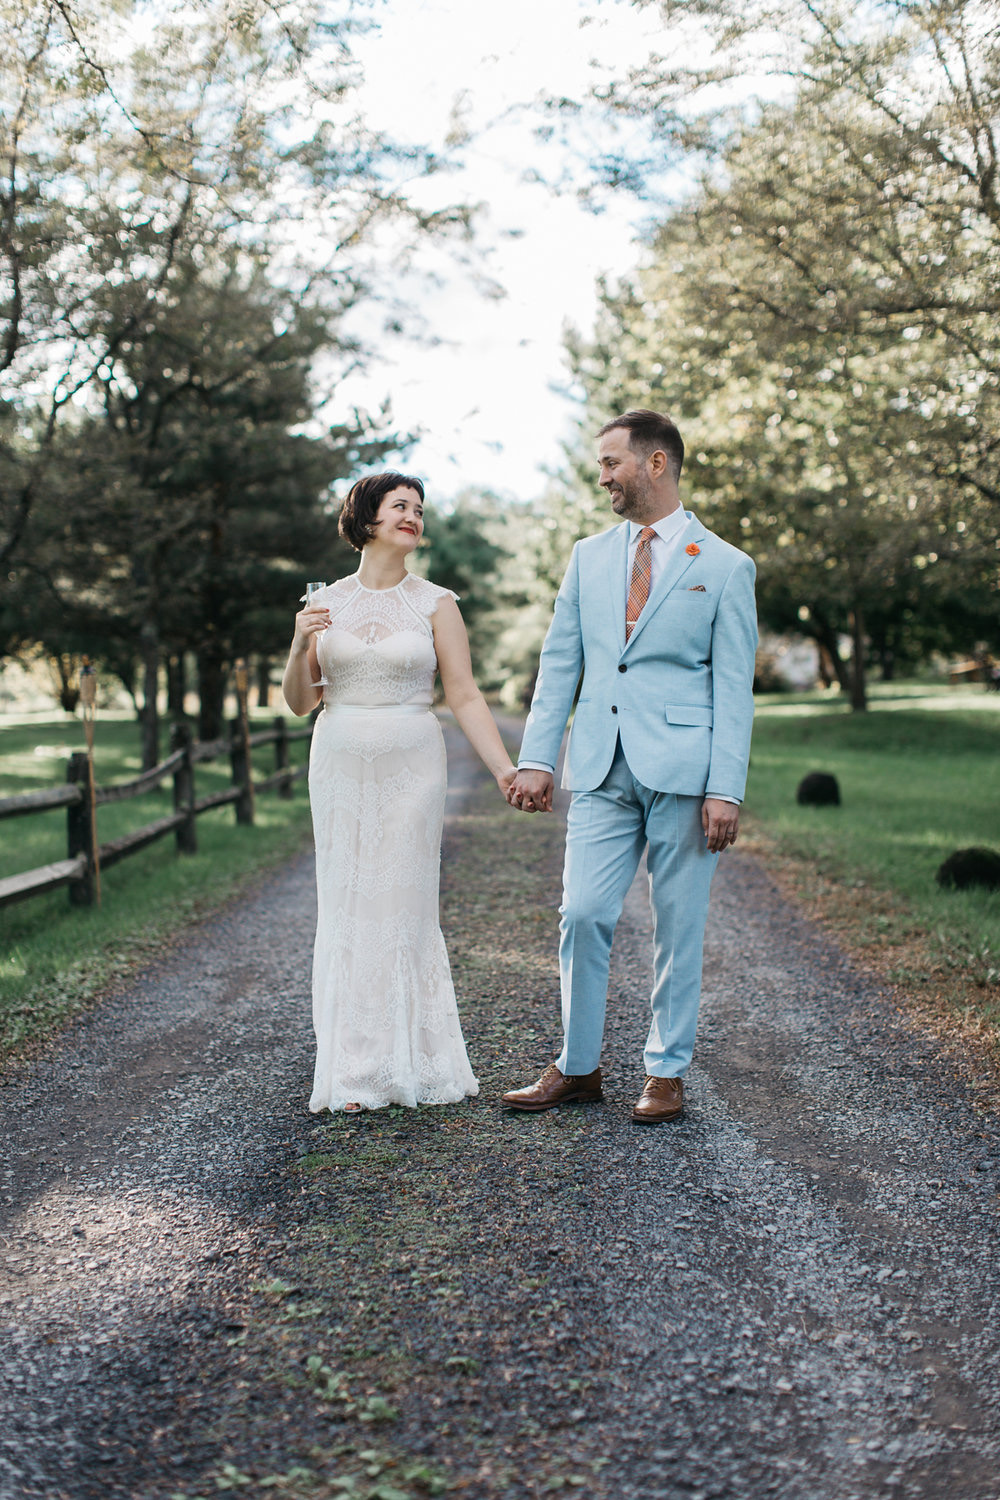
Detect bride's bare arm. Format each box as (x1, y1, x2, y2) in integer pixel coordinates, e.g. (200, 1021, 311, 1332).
(281, 604, 327, 716)
(432, 596, 516, 792)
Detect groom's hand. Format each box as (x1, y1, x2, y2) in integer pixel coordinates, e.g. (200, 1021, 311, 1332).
(507, 769, 554, 813)
(702, 797, 740, 852)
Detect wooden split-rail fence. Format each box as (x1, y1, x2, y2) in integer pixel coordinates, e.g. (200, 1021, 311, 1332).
(0, 714, 315, 910)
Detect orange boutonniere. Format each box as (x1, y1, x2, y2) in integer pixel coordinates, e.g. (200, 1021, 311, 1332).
(685, 542, 701, 556)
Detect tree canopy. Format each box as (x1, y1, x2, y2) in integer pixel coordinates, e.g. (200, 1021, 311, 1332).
(1, 0, 467, 740)
(553, 0, 1000, 705)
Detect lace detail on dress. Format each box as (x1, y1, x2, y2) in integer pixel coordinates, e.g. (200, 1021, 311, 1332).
(306, 569, 477, 1114)
(322, 572, 456, 641)
(313, 908, 457, 1034)
(315, 574, 457, 708)
(315, 763, 441, 900)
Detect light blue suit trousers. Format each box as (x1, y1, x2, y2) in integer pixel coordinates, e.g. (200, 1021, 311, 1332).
(556, 738, 718, 1078)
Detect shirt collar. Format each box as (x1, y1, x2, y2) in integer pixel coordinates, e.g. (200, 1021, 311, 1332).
(628, 507, 688, 545)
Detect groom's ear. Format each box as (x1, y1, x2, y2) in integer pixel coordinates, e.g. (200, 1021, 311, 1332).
(647, 448, 668, 478)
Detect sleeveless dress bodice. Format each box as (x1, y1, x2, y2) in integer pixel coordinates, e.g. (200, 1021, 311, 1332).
(314, 573, 445, 708)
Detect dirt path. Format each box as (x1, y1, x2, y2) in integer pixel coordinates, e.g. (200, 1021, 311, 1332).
(2, 719, 999, 1500)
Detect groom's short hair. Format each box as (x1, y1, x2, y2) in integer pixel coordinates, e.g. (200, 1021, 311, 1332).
(598, 409, 684, 482)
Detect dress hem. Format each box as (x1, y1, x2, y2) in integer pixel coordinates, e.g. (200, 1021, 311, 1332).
(309, 1081, 480, 1115)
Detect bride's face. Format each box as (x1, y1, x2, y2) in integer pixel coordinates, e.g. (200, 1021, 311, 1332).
(370, 486, 424, 551)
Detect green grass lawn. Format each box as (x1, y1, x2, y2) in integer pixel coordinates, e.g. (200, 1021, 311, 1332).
(744, 682, 1000, 1029)
(0, 710, 315, 1055)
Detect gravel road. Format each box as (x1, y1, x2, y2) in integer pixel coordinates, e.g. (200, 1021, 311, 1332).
(1, 719, 999, 1500)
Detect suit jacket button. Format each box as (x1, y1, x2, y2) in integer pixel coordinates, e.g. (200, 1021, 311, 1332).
(618, 664, 627, 673)
(611, 705, 618, 714)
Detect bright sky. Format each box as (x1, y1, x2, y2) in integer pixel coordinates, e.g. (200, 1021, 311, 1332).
(340, 0, 668, 503)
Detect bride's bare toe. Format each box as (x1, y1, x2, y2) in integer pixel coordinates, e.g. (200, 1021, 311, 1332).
(344, 1102, 362, 1114)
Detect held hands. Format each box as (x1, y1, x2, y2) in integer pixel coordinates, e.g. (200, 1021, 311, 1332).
(507, 769, 554, 814)
(702, 797, 739, 853)
(497, 766, 517, 799)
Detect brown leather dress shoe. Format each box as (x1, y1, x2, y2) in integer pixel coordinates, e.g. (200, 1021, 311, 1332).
(501, 1063, 603, 1112)
(631, 1075, 684, 1124)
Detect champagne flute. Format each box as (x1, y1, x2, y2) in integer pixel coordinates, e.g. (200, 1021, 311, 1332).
(305, 580, 329, 687)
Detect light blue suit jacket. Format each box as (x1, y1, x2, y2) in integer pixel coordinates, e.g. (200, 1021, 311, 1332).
(519, 512, 758, 799)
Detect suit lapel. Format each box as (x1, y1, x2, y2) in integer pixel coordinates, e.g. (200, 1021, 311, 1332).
(598, 523, 630, 653)
(624, 512, 706, 651)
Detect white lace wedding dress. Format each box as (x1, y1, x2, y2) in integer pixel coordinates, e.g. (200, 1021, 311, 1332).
(306, 571, 479, 1113)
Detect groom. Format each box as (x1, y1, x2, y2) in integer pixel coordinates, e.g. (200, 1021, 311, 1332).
(503, 409, 757, 1123)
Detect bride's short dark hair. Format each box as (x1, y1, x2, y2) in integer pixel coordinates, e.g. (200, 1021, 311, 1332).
(338, 471, 426, 552)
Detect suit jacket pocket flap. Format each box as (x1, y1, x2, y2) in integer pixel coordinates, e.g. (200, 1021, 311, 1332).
(665, 704, 714, 727)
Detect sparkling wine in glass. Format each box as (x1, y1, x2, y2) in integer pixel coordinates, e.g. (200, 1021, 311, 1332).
(305, 580, 329, 687)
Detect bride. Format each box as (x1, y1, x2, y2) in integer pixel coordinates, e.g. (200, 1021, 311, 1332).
(282, 471, 516, 1114)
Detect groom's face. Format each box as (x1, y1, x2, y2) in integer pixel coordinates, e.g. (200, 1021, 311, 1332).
(598, 429, 652, 519)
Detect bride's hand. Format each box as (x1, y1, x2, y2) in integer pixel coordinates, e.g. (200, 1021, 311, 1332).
(293, 605, 330, 648)
(496, 766, 517, 798)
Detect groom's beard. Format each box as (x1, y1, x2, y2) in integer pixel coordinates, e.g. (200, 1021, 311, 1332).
(609, 471, 653, 520)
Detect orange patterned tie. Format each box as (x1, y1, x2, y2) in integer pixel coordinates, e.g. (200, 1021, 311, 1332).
(626, 526, 657, 640)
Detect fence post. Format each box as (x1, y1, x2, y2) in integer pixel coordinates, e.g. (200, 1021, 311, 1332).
(171, 721, 197, 853)
(273, 714, 292, 799)
(229, 717, 254, 826)
(233, 658, 256, 825)
(66, 752, 95, 906)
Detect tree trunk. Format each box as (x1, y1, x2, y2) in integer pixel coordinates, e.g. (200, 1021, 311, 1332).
(115, 670, 138, 713)
(256, 655, 271, 708)
(849, 606, 868, 712)
(197, 647, 227, 741)
(166, 653, 187, 718)
(816, 644, 834, 689)
(198, 507, 229, 741)
(870, 621, 895, 681)
(811, 613, 851, 693)
(52, 653, 80, 714)
(139, 621, 160, 769)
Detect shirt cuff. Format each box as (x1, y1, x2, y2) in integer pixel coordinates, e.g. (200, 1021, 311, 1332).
(517, 761, 555, 773)
(707, 794, 741, 805)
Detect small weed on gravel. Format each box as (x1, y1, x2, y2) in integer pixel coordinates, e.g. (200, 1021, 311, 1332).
(169, 1443, 450, 1497)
